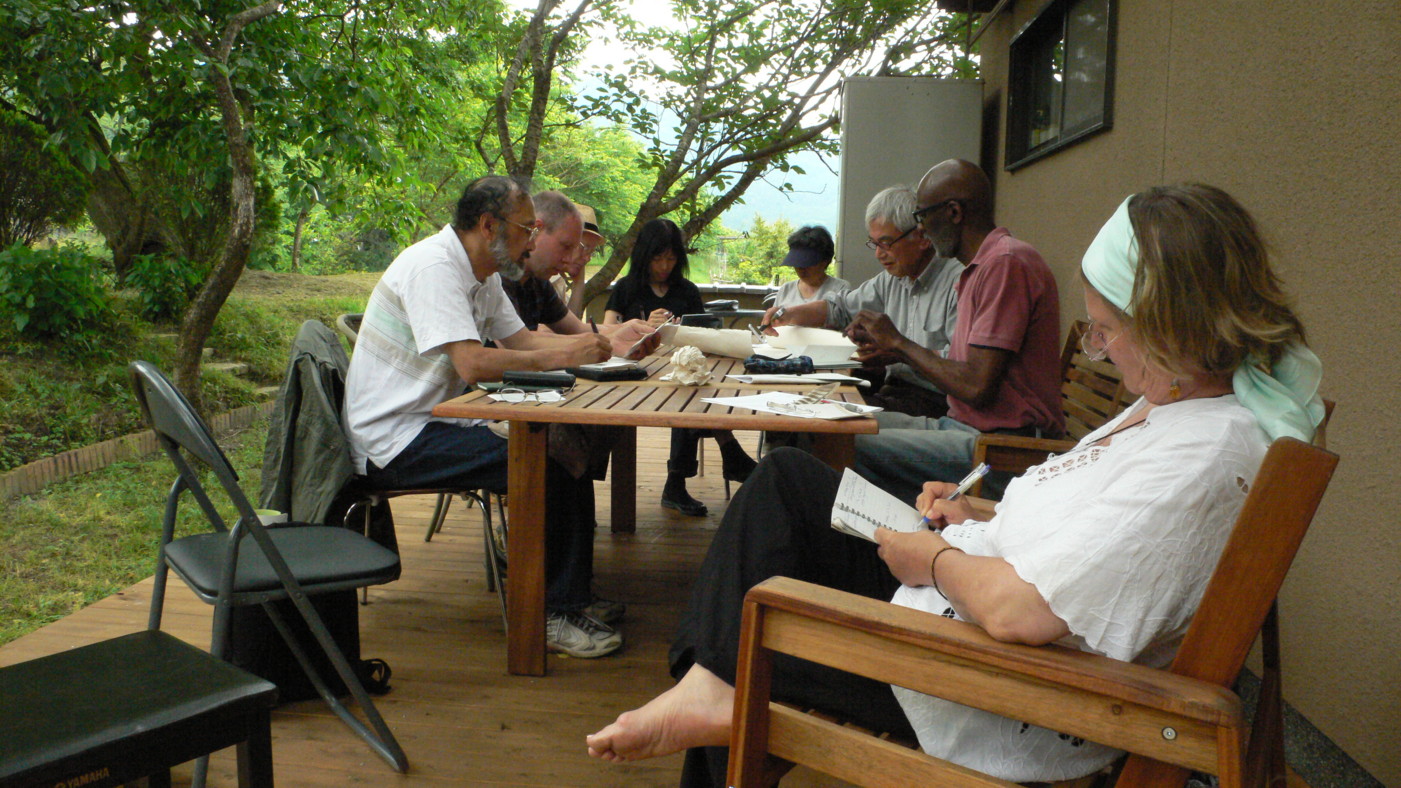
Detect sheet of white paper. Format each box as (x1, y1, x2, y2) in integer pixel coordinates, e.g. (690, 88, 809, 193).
(830, 468, 923, 542)
(725, 373, 867, 385)
(699, 391, 882, 420)
(656, 324, 754, 359)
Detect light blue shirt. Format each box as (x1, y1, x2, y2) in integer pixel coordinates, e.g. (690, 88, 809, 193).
(824, 257, 962, 390)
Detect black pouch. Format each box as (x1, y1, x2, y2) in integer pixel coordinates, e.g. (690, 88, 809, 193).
(742, 354, 815, 375)
(567, 363, 648, 381)
(502, 370, 576, 389)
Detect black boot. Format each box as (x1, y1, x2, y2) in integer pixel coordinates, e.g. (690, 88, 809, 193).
(661, 472, 708, 516)
(719, 441, 758, 483)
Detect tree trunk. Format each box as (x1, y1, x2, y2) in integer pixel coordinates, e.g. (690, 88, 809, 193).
(83, 152, 167, 281)
(290, 205, 309, 271)
(173, 1, 281, 413)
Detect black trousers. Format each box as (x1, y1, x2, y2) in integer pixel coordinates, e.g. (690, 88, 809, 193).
(668, 448, 915, 787)
(668, 427, 732, 477)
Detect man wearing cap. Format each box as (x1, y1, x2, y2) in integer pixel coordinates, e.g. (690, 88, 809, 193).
(771, 225, 849, 309)
(491, 190, 660, 658)
(763, 186, 962, 419)
(552, 203, 607, 316)
(843, 159, 1064, 502)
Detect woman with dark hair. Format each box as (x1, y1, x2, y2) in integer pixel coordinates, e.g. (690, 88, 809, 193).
(587, 184, 1325, 786)
(604, 218, 757, 516)
(771, 225, 848, 309)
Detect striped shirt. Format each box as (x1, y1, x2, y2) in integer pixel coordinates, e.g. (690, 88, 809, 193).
(344, 224, 525, 473)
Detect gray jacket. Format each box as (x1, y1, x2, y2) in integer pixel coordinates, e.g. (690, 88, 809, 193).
(259, 320, 355, 524)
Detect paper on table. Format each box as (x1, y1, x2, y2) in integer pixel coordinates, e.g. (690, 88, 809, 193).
(830, 468, 923, 542)
(656, 323, 754, 359)
(699, 391, 882, 419)
(725, 373, 868, 385)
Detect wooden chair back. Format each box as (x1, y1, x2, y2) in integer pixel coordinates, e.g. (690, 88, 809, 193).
(728, 437, 1338, 788)
(971, 321, 1134, 495)
(1060, 320, 1136, 441)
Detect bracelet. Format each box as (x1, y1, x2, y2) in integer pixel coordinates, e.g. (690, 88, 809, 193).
(929, 545, 963, 599)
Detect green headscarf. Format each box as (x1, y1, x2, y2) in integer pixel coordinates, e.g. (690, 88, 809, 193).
(1081, 195, 1324, 442)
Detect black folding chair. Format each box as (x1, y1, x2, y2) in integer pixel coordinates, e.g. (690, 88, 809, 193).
(128, 360, 409, 780)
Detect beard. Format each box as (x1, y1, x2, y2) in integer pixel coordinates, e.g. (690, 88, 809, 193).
(491, 232, 527, 281)
(929, 221, 961, 260)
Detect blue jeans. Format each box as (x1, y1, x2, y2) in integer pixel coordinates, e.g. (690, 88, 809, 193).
(850, 413, 982, 504)
(366, 421, 594, 613)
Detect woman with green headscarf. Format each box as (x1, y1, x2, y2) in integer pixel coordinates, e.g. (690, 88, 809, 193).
(586, 184, 1324, 787)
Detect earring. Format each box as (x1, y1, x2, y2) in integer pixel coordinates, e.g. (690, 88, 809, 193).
(1169, 378, 1182, 400)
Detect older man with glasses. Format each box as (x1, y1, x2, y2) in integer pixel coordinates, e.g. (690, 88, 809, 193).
(842, 159, 1065, 502)
(761, 185, 963, 419)
(343, 175, 632, 659)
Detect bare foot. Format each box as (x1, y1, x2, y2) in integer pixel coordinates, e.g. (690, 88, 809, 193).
(586, 664, 735, 762)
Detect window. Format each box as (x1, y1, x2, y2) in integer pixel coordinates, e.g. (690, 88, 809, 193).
(1005, 0, 1117, 170)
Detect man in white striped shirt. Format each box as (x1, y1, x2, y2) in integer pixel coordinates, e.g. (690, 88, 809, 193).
(344, 175, 625, 658)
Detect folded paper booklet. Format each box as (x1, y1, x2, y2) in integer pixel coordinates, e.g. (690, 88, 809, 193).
(830, 468, 924, 542)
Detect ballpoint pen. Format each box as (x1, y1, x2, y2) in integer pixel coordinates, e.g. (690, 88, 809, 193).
(589, 317, 599, 334)
(917, 462, 990, 529)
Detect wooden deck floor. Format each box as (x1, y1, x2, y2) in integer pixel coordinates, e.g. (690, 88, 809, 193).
(0, 428, 857, 787)
(0, 425, 1310, 788)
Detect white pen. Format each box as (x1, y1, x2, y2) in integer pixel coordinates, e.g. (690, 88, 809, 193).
(916, 462, 991, 528)
(946, 462, 991, 502)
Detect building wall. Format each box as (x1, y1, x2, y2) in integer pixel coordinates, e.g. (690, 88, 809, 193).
(976, 1, 1400, 782)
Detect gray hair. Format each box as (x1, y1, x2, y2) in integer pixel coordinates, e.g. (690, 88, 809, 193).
(533, 190, 581, 233)
(864, 186, 918, 232)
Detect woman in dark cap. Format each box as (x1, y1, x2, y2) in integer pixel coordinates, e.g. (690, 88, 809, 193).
(771, 225, 848, 308)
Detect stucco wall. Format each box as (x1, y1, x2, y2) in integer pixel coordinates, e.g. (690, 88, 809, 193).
(977, 1, 1401, 782)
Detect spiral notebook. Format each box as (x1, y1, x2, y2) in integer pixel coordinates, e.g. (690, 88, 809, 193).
(830, 468, 923, 542)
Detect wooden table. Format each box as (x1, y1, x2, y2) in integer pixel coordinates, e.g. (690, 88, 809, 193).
(431, 355, 876, 676)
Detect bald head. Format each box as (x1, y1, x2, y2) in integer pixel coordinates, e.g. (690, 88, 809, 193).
(916, 159, 994, 228)
(914, 159, 996, 264)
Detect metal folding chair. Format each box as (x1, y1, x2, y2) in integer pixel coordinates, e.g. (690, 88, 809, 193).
(128, 360, 409, 781)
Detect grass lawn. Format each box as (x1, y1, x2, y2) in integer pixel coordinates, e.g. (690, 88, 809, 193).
(0, 270, 379, 645)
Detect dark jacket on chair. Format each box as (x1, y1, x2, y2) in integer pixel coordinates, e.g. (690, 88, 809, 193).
(259, 320, 356, 525)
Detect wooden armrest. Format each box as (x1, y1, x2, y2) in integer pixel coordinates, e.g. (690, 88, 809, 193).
(962, 495, 996, 521)
(973, 433, 1076, 462)
(741, 577, 1242, 775)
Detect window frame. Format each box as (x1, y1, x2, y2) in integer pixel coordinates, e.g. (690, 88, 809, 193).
(1004, 0, 1118, 171)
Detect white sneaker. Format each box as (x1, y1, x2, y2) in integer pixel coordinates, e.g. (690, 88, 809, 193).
(546, 611, 623, 658)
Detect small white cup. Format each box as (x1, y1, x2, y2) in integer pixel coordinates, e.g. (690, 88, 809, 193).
(254, 508, 288, 526)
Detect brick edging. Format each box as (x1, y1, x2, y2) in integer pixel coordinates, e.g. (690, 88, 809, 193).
(0, 400, 274, 500)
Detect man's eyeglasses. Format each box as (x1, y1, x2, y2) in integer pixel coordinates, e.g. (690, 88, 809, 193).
(500, 216, 540, 240)
(492, 387, 567, 403)
(1079, 323, 1121, 362)
(864, 225, 917, 251)
(911, 199, 962, 228)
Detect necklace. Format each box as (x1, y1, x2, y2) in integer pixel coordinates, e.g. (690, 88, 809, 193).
(1091, 416, 1148, 447)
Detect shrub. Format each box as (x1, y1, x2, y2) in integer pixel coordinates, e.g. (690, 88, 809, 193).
(0, 243, 113, 348)
(124, 254, 206, 321)
(0, 111, 89, 248)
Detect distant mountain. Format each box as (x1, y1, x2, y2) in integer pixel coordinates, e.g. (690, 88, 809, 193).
(719, 149, 841, 234)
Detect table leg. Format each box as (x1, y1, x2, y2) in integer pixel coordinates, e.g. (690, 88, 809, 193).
(809, 433, 855, 470)
(610, 427, 637, 534)
(507, 420, 549, 676)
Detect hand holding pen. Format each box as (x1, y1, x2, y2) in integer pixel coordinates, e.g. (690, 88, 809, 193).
(915, 463, 990, 530)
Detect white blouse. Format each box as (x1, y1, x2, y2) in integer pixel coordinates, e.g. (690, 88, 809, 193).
(889, 395, 1269, 782)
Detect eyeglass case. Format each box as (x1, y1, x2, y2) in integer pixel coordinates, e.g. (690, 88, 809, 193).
(501, 370, 576, 389)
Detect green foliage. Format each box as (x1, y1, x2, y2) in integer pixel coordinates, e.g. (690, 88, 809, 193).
(0, 243, 113, 347)
(723, 217, 795, 285)
(0, 110, 88, 248)
(123, 254, 206, 321)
